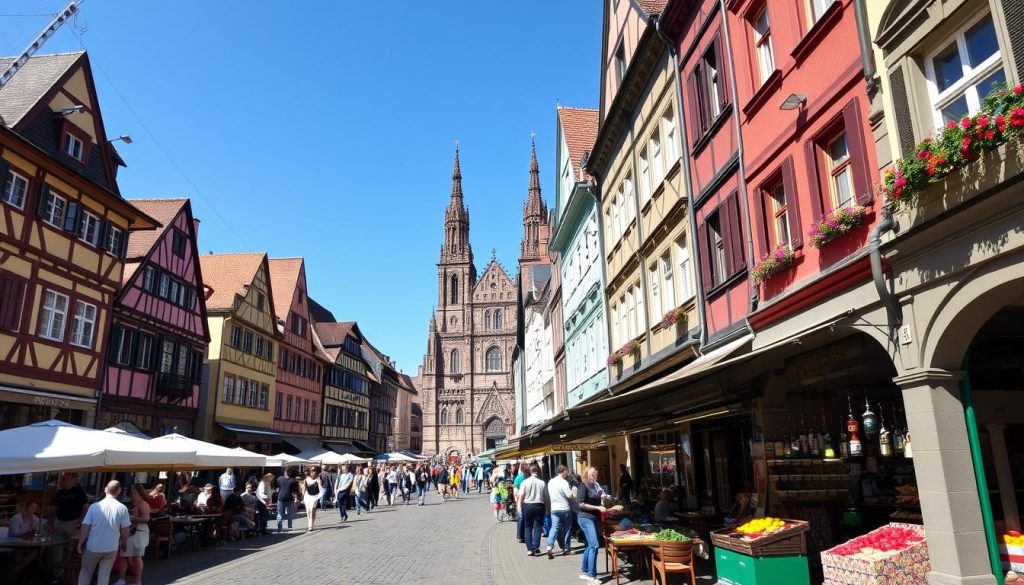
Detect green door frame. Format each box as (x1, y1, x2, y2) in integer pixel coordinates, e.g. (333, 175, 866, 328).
(961, 349, 1002, 580)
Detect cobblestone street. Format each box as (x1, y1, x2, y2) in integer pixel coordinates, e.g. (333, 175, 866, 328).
(142, 492, 713, 584)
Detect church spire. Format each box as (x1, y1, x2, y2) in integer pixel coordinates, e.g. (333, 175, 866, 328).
(450, 141, 463, 201)
(442, 143, 472, 264)
(520, 135, 549, 262)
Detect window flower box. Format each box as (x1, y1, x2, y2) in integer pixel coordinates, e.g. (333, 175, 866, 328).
(882, 83, 1024, 212)
(655, 306, 688, 331)
(606, 337, 643, 366)
(808, 205, 868, 248)
(752, 244, 794, 284)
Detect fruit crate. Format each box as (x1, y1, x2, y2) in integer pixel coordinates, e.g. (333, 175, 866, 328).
(820, 523, 929, 585)
(710, 520, 809, 557)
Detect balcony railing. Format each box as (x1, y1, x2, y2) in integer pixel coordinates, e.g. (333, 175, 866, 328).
(156, 373, 193, 399)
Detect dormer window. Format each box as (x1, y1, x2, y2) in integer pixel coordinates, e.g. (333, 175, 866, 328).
(64, 133, 84, 161)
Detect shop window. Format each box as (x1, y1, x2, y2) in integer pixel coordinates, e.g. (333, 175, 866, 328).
(926, 13, 1005, 128)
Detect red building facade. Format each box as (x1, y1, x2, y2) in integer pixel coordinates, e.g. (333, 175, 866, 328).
(99, 198, 209, 437)
(268, 258, 321, 438)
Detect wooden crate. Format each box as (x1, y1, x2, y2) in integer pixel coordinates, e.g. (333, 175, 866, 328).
(711, 520, 809, 557)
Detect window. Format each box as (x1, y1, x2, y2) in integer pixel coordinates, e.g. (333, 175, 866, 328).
(275, 393, 283, 418)
(2, 171, 27, 209)
(450, 348, 460, 374)
(238, 378, 250, 406)
(104, 226, 123, 256)
(169, 280, 180, 306)
(260, 385, 268, 409)
(135, 333, 154, 369)
(455, 409, 464, 425)
(825, 132, 853, 209)
(614, 44, 627, 87)
(229, 325, 242, 348)
(625, 289, 636, 339)
(808, 0, 835, 23)
(64, 133, 84, 161)
(70, 300, 97, 348)
(242, 330, 253, 354)
(108, 326, 133, 365)
(40, 191, 66, 228)
(699, 193, 745, 291)
(0, 274, 26, 332)
(484, 310, 491, 329)
(708, 212, 728, 285)
(926, 14, 1005, 127)
(635, 283, 645, 337)
(450, 275, 458, 304)
(662, 111, 678, 168)
(191, 350, 203, 382)
(223, 375, 236, 403)
(767, 182, 791, 246)
(158, 274, 170, 299)
(159, 339, 176, 374)
(660, 253, 675, 314)
(649, 263, 660, 320)
(38, 290, 69, 341)
(440, 408, 448, 425)
(650, 134, 664, 186)
(494, 309, 502, 329)
(143, 266, 156, 292)
(676, 238, 694, 302)
(638, 148, 651, 204)
(303, 398, 310, 422)
(690, 37, 729, 137)
(286, 395, 293, 419)
(753, 6, 775, 85)
(255, 292, 265, 312)
(254, 336, 264, 359)
(485, 346, 502, 372)
(172, 230, 186, 258)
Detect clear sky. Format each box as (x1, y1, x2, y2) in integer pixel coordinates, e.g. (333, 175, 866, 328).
(0, 1, 602, 374)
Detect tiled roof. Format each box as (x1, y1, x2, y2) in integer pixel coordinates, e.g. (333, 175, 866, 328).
(198, 252, 266, 312)
(121, 198, 187, 284)
(314, 321, 357, 347)
(267, 257, 303, 322)
(0, 52, 82, 127)
(557, 106, 599, 181)
(637, 0, 669, 16)
(309, 325, 335, 363)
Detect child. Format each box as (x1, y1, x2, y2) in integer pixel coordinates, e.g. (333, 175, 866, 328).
(490, 478, 508, 522)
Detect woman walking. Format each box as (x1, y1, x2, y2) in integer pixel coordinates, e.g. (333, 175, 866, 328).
(475, 463, 485, 493)
(115, 485, 151, 585)
(449, 465, 461, 500)
(302, 468, 323, 532)
(576, 467, 607, 585)
(415, 465, 430, 506)
(354, 468, 372, 515)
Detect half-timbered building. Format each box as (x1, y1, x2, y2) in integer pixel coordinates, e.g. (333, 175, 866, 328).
(314, 321, 372, 454)
(0, 52, 155, 430)
(197, 252, 280, 450)
(98, 198, 209, 436)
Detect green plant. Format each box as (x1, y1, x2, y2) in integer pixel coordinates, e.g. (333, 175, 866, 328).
(808, 205, 868, 248)
(751, 244, 794, 284)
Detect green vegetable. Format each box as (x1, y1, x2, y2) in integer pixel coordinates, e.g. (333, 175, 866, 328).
(654, 529, 690, 542)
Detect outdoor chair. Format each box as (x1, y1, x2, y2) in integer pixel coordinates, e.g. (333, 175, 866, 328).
(649, 540, 697, 585)
(149, 516, 174, 559)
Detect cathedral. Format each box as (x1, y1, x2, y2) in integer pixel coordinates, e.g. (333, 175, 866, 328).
(419, 142, 548, 460)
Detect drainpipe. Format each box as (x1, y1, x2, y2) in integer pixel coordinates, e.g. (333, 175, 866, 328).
(868, 207, 902, 338)
(960, 349, 1002, 581)
(852, 0, 879, 92)
(653, 14, 708, 347)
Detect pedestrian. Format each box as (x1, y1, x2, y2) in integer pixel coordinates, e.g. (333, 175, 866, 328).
(513, 463, 528, 543)
(461, 463, 470, 494)
(354, 468, 371, 515)
(50, 473, 88, 564)
(335, 465, 354, 522)
(475, 463, 485, 494)
(368, 466, 380, 509)
(415, 465, 430, 505)
(218, 467, 236, 502)
(386, 465, 399, 505)
(114, 484, 151, 585)
(241, 483, 261, 535)
(401, 465, 415, 504)
(437, 464, 449, 501)
(576, 467, 607, 584)
(302, 468, 323, 532)
(319, 466, 335, 510)
(518, 464, 546, 556)
(255, 473, 274, 533)
(449, 465, 461, 500)
(276, 468, 298, 532)
(76, 480, 131, 585)
(431, 463, 440, 490)
(618, 464, 634, 504)
(4, 501, 40, 583)
(544, 465, 575, 558)
(490, 479, 509, 522)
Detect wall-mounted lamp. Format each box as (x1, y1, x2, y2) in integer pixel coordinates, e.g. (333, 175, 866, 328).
(56, 105, 85, 117)
(108, 135, 133, 145)
(779, 93, 807, 111)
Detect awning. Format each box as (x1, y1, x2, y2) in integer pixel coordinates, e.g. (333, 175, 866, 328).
(217, 423, 282, 443)
(282, 435, 322, 454)
(326, 441, 376, 456)
(0, 385, 96, 409)
(352, 440, 375, 453)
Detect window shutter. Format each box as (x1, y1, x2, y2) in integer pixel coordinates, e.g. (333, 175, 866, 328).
(843, 99, 873, 206)
(714, 34, 729, 110)
(781, 156, 803, 249)
(1001, 0, 1024, 82)
(888, 67, 917, 158)
(752, 186, 769, 259)
(0, 275, 25, 331)
(36, 185, 50, 217)
(108, 325, 122, 363)
(97, 219, 109, 251)
(119, 229, 128, 259)
(0, 159, 10, 185)
(686, 71, 702, 142)
(696, 220, 714, 292)
(722, 193, 745, 276)
(63, 202, 79, 232)
(803, 140, 824, 221)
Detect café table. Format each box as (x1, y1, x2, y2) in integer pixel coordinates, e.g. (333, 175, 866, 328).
(607, 536, 658, 584)
(0, 536, 72, 549)
(170, 516, 215, 551)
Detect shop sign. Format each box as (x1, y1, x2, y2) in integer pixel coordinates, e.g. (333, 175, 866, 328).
(33, 395, 72, 408)
(553, 442, 601, 452)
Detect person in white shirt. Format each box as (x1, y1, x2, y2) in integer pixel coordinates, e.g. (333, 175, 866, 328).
(4, 500, 41, 582)
(544, 465, 575, 558)
(76, 481, 130, 585)
(218, 467, 236, 501)
(335, 465, 354, 521)
(517, 464, 547, 556)
(654, 488, 677, 523)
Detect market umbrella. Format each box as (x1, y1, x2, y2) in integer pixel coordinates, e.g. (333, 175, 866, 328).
(265, 453, 315, 467)
(373, 452, 417, 462)
(299, 450, 368, 465)
(150, 433, 266, 469)
(0, 420, 196, 474)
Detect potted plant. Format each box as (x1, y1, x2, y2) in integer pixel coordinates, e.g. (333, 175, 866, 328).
(751, 244, 795, 284)
(807, 205, 868, 248)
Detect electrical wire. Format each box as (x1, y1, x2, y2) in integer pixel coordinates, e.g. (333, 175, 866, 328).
(0, 0, 58, 55)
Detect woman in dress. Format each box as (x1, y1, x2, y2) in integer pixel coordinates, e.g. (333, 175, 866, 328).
(302, 468, 323, 532)
(449, 465, 461, 500)
(576, 467, 607, 585)
(117, 484, 151, 585)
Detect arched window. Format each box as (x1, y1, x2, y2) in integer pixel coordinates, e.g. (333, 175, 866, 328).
(484, 310, 492, 329)
(450, 349, 460, 374)
(440, 408, 448, 425)
(494, 309, 503, 329)
(450, 275, 459, 304)
(455, 409, 464, 424)
(485, 346, 502, 372)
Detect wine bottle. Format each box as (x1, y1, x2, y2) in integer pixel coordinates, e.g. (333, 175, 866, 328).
(892, 407, 906, 455)
(822, 407, 835, 459)
(838, 415, 850, 459)
(847, 398, 863, 457)
(879, 406, 893, 457)
(799, 413, 808, 457)
(808, 414, 820, 457)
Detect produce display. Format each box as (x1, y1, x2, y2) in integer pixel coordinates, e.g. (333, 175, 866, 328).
(829, 525, 924, 560)
(609, 528, 655, 541)
(821, 523, 929, 585)
(653, 528, 690, 542)
(1002, 531, 1024, 573)
(735, 516, 790, 539)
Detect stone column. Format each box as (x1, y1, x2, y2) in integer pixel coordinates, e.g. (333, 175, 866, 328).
(894, 368, 997, 585)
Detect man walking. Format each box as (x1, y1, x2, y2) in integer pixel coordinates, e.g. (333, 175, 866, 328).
(51, 473, 88, 563)
(386, 465, 399, 505)
(276, 468, 298, 532)
(218, 467, 236, 502)
(518, 464, 547, 556)
(76, 480, 130, 585)
(545, 465, 575, 557)
(335, 465, 354, 522)
(513, 463, 528, 543)
(319, 466, 335, 510)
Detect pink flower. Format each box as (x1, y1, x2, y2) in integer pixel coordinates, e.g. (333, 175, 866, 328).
(985, 130, 995, 140)
(1010, 108, 1024, 128)
(947, 121, 958, 130)
(1014, 85, 1023, 96)
(976, 115, 989, 127)
(961, 117, 972, 129)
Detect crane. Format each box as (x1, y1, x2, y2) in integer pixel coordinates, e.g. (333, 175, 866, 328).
(0, 2, 81, 90)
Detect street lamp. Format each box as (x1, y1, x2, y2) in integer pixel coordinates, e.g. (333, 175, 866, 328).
(108, 134, 133, 144)
(779, 93, 807, 111)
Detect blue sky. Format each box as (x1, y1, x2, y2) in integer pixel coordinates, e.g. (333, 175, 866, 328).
(0, 1, 602, 374)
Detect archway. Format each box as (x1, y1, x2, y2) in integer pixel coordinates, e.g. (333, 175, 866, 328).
(483, 417, 506, 450)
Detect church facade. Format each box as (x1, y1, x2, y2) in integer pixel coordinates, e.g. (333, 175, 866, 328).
(419, 146, 543, 460)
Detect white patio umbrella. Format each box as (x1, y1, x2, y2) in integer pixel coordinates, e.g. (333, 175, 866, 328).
(0, 420, 196, 474)
(265, 453, 315, 467)
(373, 452, 418, 463)
(299, 450, 368, 465)
(150, 433, 266, 468)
